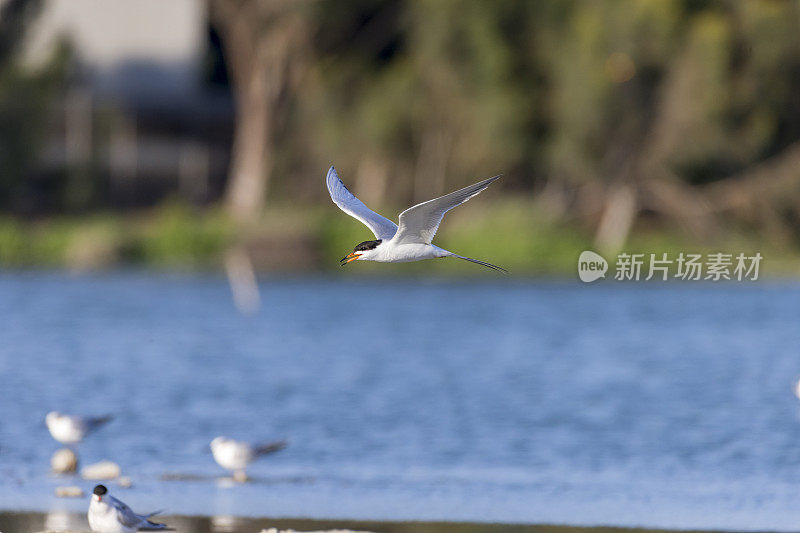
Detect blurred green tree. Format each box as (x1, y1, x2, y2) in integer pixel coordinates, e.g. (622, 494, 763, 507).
(0, 0, 792, 258)
(0, 0, 69, 212)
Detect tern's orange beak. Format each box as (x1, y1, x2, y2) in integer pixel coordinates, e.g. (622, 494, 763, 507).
(340, 252, 360, 266)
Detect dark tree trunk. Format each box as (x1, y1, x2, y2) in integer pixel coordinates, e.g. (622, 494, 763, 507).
(209, 0, 307, 222)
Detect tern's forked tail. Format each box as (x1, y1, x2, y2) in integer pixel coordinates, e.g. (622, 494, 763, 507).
(140, 522, 171, 531)
(452, 254, 508, 274)
(141, 510, 172, 530)
(254, 439, 288, 457)
(87, 414, 113, 430)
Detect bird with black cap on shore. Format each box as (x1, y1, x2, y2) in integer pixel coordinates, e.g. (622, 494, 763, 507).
(88, 485, 169, 533)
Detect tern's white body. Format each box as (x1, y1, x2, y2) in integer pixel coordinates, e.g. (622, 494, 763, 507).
(210, 437, 255, 471)
(88, 492, 165, 533)
(46, 412, 111, 445)
(363, 242, 450, 263)
(794, 378, 800, 400)
(210, 437, 287, 480)
(327, 167, 506, 272)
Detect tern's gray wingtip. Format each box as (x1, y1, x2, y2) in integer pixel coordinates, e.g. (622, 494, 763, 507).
(326, 166, 339, 183)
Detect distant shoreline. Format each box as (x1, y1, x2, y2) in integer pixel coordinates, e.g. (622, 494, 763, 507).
(2, 201, 798, 277)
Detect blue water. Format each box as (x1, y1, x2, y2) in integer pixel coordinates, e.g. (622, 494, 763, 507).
(1, 272, 800, 530)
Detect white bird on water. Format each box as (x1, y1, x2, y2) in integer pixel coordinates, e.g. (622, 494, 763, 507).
(46, 411, 112, 445)
(327, 166, 507, 272)
(88, 484, 168, 533)
(210, 436, 287, 482)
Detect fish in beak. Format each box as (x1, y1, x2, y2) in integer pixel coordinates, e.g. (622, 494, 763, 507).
(340, 252, 360, 266)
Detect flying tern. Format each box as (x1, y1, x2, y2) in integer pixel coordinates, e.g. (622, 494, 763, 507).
(46, 411, 112, 445)
(210, 436, 287, 481)
(88, 485, 168, 533)
(327, 166, 507, 272)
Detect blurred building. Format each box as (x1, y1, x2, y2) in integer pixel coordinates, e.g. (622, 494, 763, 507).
(18, 0, 234, 209)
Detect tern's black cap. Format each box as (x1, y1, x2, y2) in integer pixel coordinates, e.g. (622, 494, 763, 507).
(93, 485, 107, 495)
(354, 239, 381, 251)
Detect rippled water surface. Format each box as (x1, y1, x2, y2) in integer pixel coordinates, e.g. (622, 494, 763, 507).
(1, 272, 800, 531)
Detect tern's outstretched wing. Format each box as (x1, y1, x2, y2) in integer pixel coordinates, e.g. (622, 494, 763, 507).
(394, 176, 500, 244)
(326, 166, 397, 240)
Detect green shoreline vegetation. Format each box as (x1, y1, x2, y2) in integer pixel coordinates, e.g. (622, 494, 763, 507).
(2, 201, 797, 277)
